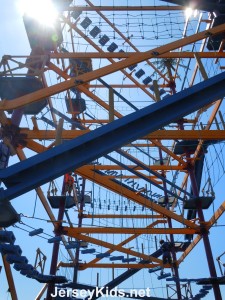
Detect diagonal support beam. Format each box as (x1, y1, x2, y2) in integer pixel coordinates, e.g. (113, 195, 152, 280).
(0, 72, 225, 202)
(62, 231, 162, 264)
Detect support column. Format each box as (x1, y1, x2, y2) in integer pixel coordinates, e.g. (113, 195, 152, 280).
(178, 115, 222, 300)
(188, 168, 222, 300)
(73, 178, 86, 283)
(46, 197, 66, 300)
(158, 148, 182, 299)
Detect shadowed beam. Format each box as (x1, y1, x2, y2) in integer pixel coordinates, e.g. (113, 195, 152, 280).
(67, 6, 185, 11)
(63, 227, 197, 235)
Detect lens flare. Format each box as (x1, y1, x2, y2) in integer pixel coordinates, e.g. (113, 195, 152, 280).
(17, 0, 58, 27)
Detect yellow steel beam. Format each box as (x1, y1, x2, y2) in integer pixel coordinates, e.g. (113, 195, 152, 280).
(83, 214, 165, 219)
(177, 235, 202, 265)
(21, 129, 225, 141)
(63, 227, 197, 235)
(2, 24, 225, 110)
(62, 231, 162, 264)
(208, 199, 225, 227)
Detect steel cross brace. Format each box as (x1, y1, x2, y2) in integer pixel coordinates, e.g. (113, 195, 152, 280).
(0, 72, 225, 201)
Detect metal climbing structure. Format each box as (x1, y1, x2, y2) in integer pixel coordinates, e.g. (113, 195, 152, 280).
(1, 0, 225, 299)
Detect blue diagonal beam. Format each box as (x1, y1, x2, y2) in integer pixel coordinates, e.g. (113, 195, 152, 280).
(1, 72, 225, 201)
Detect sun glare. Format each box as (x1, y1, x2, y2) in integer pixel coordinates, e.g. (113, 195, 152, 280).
(185, 7, 193, 20)
(17, 0, 58, 27)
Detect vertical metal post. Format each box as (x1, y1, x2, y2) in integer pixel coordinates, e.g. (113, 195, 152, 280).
(73, 178, 86, 283)
(188, 168, 222, 300)
(112, 263, 114, 280)
(46, 197, 66, 300)
(109, 87, 114, 122)
(152, 80, 161, 102)
(178, 118, 222, 300)
(97, 272, 99, 286)
(158, 148, 182, 300)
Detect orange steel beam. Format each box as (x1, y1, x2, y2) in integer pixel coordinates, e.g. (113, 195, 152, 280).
(68, 6, 185, 11)
(2, 24, 225, 110)
(21, 129, 225, 140)
(208, 199, 225, 228)
(63, 227, 197, 235)
(77, 166, 198, 229)
(2, 256, 18, 300)
(26, 140, 49, 153)
(80, 220, 165, 270)
(177, 235, 202, 265)
(62, 230, 162, 264)
(83, 214, 165, 219)
(88, 164, 186, 171)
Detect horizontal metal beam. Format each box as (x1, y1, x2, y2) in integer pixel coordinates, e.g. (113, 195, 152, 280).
(67, 5, 185, 11)
(21, 129, 225, 140)
(60, 263, 160, 269)
(87, 164, 186, 171)
(1, 72, 225, 201)
(83, 214, 165, 219)
(63, 226, 196, 235)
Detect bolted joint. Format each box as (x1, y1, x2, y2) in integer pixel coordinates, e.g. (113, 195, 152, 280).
(53, 223, 64, 235)
(1, 124, 27, 148)
(198, 221, 210, 235)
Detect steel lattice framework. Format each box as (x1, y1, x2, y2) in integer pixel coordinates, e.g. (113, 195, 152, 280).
(1, 1, 225, 300)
